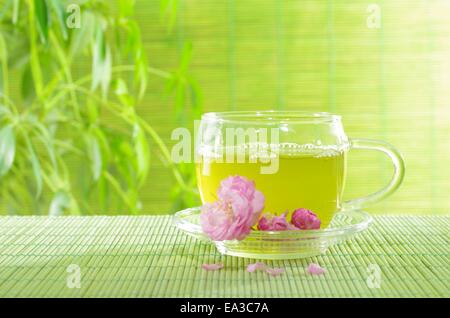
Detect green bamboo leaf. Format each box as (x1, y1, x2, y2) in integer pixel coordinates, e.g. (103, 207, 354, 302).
(133, 124, 150, 185)
(124, 20, 139, 54)
(113, 78, 135, 106)
(0, 125, 16, 176)
(25, 137, 43, 197)
(135, 54, 148, 99)
(47, 0, 68, 40)
(92, 126, 110, 168)
(12, 0, 20, 24)
(97, 174, 109, 211)
(85, 99, 98, 123)
(113, 78, 128, 96)
(91, 28, 111, 97)
(6, 35, 28, 69)
(0, 34, 7, 68)
(48, 190, 70, 216)
(28, 0, 44, 97)
(85, 132, 102, 181)
(175, 80, 185, 114)
(122, 20, 148, 99)
(179, 41, 193, 73)
(112, 137, 135, 187)
(188, 77, 203, 119)
(101, 47, 112, 97)
(31, 121, 58, 172)
(160, 0, 178, 32)
(35, 0, 49, 44)
(21, 64, 36, 104)
(69, 11, 96, 57)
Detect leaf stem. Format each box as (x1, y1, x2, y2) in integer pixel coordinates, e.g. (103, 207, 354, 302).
(26, 0, 44, 97)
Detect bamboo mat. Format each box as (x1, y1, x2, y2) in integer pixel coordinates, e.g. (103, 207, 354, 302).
(0, 215, 448, 297)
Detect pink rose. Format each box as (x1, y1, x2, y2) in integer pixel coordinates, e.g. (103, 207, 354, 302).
(201, 176, 265, 241)
(291, 208, 321, 230)
(257, 212, 297, 231)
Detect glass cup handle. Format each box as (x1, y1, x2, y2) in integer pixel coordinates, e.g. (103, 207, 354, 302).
(342, 138, 405, 210)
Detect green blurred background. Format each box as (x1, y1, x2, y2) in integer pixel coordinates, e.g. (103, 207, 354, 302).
(1, 0, 449, 215)
(137, 0, 450, 215)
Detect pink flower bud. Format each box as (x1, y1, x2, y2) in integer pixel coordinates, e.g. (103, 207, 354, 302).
(257, 212, 291, 231)
(291, 208, 321, 230)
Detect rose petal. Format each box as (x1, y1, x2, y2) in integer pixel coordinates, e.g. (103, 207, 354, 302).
(202, 263, 224, 271)
(287, 223, 300, 230)
(307, 263, 326, 275)
(246, 262, 267, 272)
(265, 268, 285, 276)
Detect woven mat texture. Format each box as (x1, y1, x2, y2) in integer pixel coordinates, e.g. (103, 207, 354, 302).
(0, 215, 448, 297)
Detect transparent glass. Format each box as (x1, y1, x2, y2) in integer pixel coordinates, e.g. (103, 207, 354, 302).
(173, 207, 373, 259)
(196, 111, 405, 224)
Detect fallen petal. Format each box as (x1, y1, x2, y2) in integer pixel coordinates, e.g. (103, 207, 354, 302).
(202, 263, 224, 271)
(246, 262, 266, 272)
(307, 263, 326, 275)
(265, 268, 285, 276)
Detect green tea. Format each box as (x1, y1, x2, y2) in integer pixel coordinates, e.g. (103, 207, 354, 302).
(196, 150, 346, 228)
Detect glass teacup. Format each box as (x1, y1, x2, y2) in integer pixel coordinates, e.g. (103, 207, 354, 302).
(196, 111, 404, 228)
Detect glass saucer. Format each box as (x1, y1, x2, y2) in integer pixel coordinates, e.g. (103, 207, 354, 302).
(173, 207, 372, 259)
